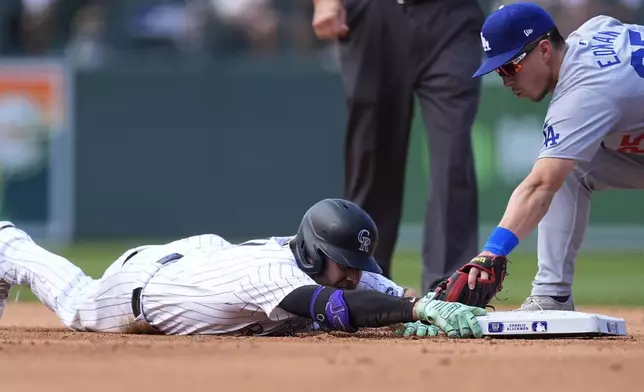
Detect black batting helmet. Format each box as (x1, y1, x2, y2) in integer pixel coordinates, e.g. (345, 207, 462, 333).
(290, 198, 382, 276)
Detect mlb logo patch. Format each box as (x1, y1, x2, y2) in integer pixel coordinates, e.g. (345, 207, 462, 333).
(488, 322, 504, 333)
(607, 322, 618, 333)
(532, 321, 548, 332)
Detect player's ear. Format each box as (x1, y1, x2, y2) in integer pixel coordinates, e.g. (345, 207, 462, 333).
(538, 41, 547, 57)
(537, 42, 550, 64)
(541, 40, 553, 58)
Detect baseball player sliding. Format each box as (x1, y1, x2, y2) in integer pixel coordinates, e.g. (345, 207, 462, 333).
(0, 198, 487, 338)
(466, 2, 644, 310)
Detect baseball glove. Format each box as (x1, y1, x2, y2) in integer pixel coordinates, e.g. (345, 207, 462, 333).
(433, 255, 509, 308)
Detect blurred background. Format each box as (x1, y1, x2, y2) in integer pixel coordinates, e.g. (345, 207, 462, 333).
(0, 0, 642, 306)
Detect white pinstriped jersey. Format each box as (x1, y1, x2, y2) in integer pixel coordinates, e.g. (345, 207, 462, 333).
(140, 236, 405, 335)
(0, 224, 405, 335)
(0, 222, 403, 334)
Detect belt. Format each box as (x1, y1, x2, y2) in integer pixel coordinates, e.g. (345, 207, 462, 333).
(130, 252, 184, 318)
(132, 287, 144, 318)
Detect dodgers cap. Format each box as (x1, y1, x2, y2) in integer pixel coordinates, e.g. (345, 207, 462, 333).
(473, 2, 556, 78)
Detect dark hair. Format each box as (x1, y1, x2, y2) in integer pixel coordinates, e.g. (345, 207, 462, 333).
(548, 28, 566, 49)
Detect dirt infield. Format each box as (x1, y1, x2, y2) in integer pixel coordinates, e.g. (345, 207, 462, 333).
(1, 303, 643, 392)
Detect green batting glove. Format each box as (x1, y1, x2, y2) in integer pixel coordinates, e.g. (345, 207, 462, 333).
(403, 321, 441, 337)
(414, 292, 488, 338)
(392, 321, 441, 337)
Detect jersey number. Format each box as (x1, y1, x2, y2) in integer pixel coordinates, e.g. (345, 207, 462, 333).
(617, 134, 644, 153)
(628, 29, 644, 78)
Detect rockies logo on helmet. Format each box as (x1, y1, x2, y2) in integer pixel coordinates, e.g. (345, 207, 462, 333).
(357, 229, 371, 252)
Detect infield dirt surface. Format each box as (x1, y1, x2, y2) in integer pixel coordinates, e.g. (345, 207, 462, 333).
(1, 303, 643, 392)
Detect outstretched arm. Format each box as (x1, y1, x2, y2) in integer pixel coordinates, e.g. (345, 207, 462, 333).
(278, 285, 486, 338)
(466, 158, 574, 288)
(494, 157, 575, 241)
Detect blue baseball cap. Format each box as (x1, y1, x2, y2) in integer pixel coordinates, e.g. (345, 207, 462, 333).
(472, 2, 556, 78)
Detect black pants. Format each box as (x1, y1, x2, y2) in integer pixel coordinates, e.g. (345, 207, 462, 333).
(339, 0, 484, 292)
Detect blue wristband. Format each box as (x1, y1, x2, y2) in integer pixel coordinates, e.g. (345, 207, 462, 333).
(482, 227, 519, 257)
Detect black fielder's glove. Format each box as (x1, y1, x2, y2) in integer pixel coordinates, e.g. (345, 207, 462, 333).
(433, 255, 509, 308)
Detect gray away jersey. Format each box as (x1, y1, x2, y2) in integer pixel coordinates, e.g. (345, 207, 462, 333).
(540, 15, 644, 161)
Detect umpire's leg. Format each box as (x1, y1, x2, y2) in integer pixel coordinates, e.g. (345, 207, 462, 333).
(413, 0, 484, 292)
(339, 0, 416, 277)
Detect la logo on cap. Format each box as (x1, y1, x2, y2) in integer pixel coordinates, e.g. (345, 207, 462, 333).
(480, 33, 491, 51)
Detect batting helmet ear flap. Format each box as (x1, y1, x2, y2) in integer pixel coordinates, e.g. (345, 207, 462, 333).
(290, 239, 326, 276)
(311, 246, 327, 275)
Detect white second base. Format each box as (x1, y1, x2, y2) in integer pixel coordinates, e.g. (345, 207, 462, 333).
(476, 310, 628, 338)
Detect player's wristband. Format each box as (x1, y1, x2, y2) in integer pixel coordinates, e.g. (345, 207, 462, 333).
(482, 227, 519, 257)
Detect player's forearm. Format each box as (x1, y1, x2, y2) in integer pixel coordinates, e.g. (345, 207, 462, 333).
(499, 181, 557, 240)
(481, 158, 575, 258)
(480, 179, 557, 258)
(279, 285, 420, 332)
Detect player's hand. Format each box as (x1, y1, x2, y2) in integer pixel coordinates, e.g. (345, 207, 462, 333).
(312, 0, 349, 39)
(467, 252, 493, 290)
(393, 321, 441, 337)
(403, 287, 418, 298)
(414, 293, 487, 338)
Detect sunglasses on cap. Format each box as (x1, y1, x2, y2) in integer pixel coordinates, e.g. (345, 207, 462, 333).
(495, 30, 554, 77)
